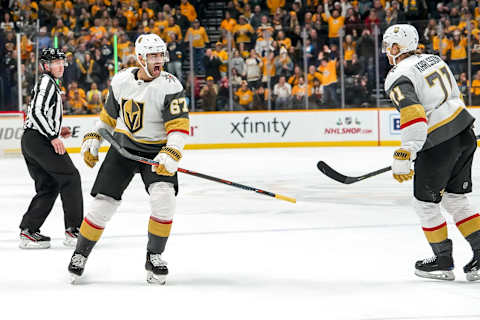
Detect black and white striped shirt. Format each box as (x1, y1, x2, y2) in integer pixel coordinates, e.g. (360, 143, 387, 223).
(24, 73, 63, 140)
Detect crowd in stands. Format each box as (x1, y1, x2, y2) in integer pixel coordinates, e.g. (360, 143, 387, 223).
(2, 0, 480, 112)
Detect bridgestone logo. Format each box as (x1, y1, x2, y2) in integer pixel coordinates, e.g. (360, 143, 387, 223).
(0, 127, 23, 140)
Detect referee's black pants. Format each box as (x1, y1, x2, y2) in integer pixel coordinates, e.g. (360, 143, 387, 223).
(19, 129, 83, 232)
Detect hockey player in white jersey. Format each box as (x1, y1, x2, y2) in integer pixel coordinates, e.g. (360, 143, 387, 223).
(67, 34, 189, 284)
(383, 24, 480, 281)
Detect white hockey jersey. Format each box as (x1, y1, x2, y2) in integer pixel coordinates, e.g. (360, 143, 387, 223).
(385, 54, 474, 152)
(100, 67, 189, 153)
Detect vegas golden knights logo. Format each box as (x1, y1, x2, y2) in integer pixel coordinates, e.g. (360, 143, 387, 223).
(121, 98, 144, 133)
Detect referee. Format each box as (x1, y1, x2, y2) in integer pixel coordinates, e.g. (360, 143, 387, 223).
(19, 48, 83, 249)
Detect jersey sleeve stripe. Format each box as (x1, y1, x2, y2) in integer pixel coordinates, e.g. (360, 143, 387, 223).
(400, 117, 427, 129)
(165, 118, 190, 135)
(400, 104, 427, 127)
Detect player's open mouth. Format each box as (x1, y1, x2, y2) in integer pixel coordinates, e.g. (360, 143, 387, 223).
(153, 65, 161, 72)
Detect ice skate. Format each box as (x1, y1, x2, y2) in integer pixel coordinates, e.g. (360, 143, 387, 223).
(414, 255, 455, 281)
(19, 229, 51, 249)
(63, 227, 80, 248)
(464, 251, 480, 281)
(145, 252, 168, 285)
(68, 253, 87, 284)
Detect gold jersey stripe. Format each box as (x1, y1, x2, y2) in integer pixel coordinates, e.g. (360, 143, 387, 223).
(99, 108, 117, 128)
(428, 107, 463, 134)
(114, 128, 167, 144)
(423, 222, 448, 243)
(148, 217, 173, 237)
(400, 104, 426, 126)
(456, 214, 480, 237)
(79, 218, 104, 241)
(165, 118, 190, 134)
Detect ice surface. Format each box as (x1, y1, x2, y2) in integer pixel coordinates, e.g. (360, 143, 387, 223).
(1, 147, 479, 320)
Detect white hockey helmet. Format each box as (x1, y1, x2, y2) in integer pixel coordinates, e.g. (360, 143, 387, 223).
(135, 33, 169, 78)
(382, 24, 418, 65)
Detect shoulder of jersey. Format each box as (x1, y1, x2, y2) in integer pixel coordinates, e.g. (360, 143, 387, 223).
(385, 57, 417, 91)
(111, 67, 138, 87)
(152, 71, 183, 93)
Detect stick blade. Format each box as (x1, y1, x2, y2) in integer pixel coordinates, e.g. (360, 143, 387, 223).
(317, 161, 356, 184)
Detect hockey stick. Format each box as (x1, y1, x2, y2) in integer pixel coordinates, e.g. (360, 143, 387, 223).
(317, 161, 392, 184)
(318, 134, 480, 184)
(98, 128, 296, 203)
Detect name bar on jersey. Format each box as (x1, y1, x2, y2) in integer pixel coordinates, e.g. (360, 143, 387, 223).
(414, 55, 441, 73)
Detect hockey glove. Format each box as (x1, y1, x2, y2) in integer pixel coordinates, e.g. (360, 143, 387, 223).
(81, 132, 101, 168)
(152, 146, 182, 176)
(392, 148, 414, 183)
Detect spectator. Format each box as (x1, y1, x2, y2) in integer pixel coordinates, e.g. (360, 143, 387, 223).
(252, 85, 268, 110)
(344, 54, 362, 76)
(245, 49, 263, 87)
(231, 68, 243, 88)
(318, 57, 339, 106)
(343, 34, 356, 62)
(234, 80, 254, 110)
(250, 5, 264, 30)
(307, 65, 322, 86)
(174, 5, 191, 36)
(167, 33, 184, 81)
(349, 75, 371, 107)
(457, 72, 469, 98)
(322, 0, 347, 46)
(1, 12, 15, 32)
(310, 78, 323, 108)
(233, 15, 255, 50)
(267, 0, 286, 15)
(449, 30, 467, 76)
(273, 75, 292, 109)
(364, 9, 380, 34)
(185, 19, 209, 75)
(291, 76, 311, 108)
(255, 28, 274, 57)
(471, 70, 480, 105)
(67, 89, 88, 114)
(356, 29, 375, 75)
(261, 51, 276, 85)
(274, 47, 294, 77)
(203, 48, 222, 81)
(180, 0, 197, 23)
(288, 65, 303, 87)
(37, 26, 52, 49)
(164, 16, 183, 43)
(63, 52, 80, 88)
(231, 49, 246, 77)
(68, 81, 86, 101)
(199, 76, 218, 111)
(220, 11, 237, 34)
(213, 42, 229, 78)
(86, 91, 103, 114)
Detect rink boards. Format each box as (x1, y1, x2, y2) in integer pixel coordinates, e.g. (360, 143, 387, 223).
(2, 108, 480, 153)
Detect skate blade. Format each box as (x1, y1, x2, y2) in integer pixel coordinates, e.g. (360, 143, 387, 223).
(415, 269, 455, 281)
(146, 271, 166, 285)
(466, 270, 480, 281)
(19, 240, 50, 249)
(63, 238, 77, 248)
(69, 273, 81, 284)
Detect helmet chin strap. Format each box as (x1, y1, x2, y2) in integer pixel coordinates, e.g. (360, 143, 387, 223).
(387, 50, 403, 66)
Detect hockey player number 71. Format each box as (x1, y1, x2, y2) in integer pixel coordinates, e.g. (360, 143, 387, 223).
(425, 66, 452, 106)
